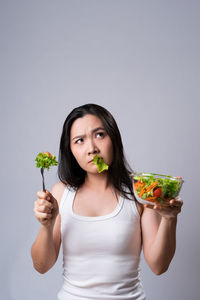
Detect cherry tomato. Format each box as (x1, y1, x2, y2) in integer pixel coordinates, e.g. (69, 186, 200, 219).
(42, 151, 53, 158)
(153, 187, 162, 197)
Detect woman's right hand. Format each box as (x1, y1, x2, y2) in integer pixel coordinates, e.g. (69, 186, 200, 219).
(34, 190, 59, 228)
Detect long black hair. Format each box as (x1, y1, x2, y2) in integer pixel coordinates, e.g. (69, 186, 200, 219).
(58, 103, 135, 200)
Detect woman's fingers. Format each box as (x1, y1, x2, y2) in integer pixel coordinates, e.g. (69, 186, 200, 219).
(39, 199, 53, 208)
(36, 205, 52, 214)
(144, 203, 170, 210)
(144, 203, 154, 209)
(37, 190, 49, 199)
(34, 201, 52, 213)
(154, 204, 181, 212)
(34, 199, 53, 210)
(34, 190, 59, 226)
(34, 210, 52, 219)
(169, 197, 183, 207)
(33, 205, 53, 222)
(143, 197, 183, 217)
(36, 190, 53, 202)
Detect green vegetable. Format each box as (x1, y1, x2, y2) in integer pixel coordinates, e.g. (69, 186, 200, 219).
(133, 172, 183, 203)
(35, 152, 58, 191)
(93, 155, 109, 173)
(35, 152, 58, 170)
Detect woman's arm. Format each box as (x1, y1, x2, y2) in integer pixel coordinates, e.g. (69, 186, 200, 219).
(141, 198, 183, 275)
(31, 182, 65, 274)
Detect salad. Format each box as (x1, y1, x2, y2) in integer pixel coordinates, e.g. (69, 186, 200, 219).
(35, 152, 58, 191)
(132, 172, 184, 205)
(93, 155, 109, 173)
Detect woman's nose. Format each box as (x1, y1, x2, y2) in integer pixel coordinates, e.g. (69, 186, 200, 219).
(87, 139, 98, 154)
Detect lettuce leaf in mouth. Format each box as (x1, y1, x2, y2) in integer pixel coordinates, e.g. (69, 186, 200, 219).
(93, 155, 109, 173)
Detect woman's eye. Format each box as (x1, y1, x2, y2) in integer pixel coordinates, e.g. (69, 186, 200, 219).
(96, 132, 104, 138)
(75, 138, 83, 144)
(75, 132, 105, 144)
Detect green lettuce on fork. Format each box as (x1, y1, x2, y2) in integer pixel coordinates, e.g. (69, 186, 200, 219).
(35, 152, 58, 191)
(93, 155, 109, 173)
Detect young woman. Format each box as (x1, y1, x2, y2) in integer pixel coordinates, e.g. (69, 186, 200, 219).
(31, 103, 183, 300)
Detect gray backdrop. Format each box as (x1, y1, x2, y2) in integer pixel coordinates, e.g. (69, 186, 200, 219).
(1, 1, 199, 299)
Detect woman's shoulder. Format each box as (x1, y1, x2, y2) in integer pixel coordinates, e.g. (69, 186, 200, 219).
(50, 181, 67, 205)
(135, 201, 143, 216)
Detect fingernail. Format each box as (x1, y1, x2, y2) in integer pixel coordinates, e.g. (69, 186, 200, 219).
(47, 196, 50, 200)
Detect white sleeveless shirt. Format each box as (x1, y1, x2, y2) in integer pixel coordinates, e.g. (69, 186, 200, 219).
(57, 185, 146, 300)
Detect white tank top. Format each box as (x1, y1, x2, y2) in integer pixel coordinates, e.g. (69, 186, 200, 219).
(57, 185, 146, 300)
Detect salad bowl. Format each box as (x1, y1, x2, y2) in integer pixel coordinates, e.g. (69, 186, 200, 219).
(131, 172, 184, 206)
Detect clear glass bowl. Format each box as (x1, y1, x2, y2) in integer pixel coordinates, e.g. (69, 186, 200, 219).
(131, 172, 184, 206)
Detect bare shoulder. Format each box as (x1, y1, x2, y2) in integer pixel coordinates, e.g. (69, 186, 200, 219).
(135, 200, 143, 216)
(50, 181, 67, 205)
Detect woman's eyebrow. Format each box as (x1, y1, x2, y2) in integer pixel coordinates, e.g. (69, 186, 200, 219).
(72, 127, 105, 141)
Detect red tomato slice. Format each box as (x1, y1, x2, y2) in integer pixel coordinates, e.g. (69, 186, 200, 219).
(153, 187, 162, 197)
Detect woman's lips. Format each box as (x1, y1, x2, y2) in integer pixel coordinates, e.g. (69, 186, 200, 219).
(88, 156, 103, 163)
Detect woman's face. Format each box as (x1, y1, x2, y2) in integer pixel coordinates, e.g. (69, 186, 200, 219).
(70, 114, 113, 174)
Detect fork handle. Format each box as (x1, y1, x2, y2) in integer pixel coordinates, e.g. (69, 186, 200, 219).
(40, 168, 46, 192)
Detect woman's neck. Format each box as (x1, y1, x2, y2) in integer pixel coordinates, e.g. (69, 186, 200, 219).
(84, 172, 111, 192)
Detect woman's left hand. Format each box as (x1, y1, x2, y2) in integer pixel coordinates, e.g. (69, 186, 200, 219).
(144, 196, 183, 220)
